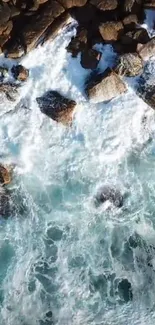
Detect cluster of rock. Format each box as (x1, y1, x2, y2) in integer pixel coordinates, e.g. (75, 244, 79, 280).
(0, 0, 153, 59)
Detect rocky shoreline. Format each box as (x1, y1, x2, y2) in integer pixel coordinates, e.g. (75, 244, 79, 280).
(0, 0, 154, 216)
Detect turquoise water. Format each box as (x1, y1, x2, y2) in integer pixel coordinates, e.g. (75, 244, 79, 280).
(0, 22, 155, 325)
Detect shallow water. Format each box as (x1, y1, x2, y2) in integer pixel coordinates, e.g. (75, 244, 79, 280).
(0, 20, 155, 325)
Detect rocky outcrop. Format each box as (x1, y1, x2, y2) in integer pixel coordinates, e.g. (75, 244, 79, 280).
(36, 90, 76, 125)
(90, 0, 118, 11)
(137, 76, 155, 110)
(137, 38, 155, 61)
(115, 53, 143, 77)
(99, 21, 124, 42)
(85, 68, 127, 103)
(11, 65, 29, 81)
(0, 164, 11, 186)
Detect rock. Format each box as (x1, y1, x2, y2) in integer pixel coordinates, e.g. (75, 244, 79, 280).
(0, 66, 8, 81)
(90, 0, 118, 10)
(11, 65, 29, 81)
(0, 20, 13, 36)
(123, 14, 138, 30)
(0, 164, 11, 185)
(115, 28, 150, 54)
(57, 0, 87, 8)
(123, 0, 143, 14)
(95, 185, 123, 207)
(80, 48, 101, 69)
(70, 3, 96, 27)
(115, 53, 143, 77)
(137, 77, 155, 110)
(36, 90, 76, 125)
(0, 3, 10, 25)
(0, 82, 20, 101)
(143, 0, 155, 9)
(118, 279, 133, 302)
(66, 28, 88, 57)
(43, 11, 71, 44)
(99, 21, 124, 42)
(137, 37, 155, 61)
(85, 68, 127, 103)
(4, 39, 25, 58)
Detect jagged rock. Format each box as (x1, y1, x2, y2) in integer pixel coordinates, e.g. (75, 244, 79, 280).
(99, 21, 124, 42)
(66, 28, 87, 57)
(115, 53, 143, 77)
(123, 14, 138, 30)
(11, 65, 29, 81)
(90, 0, 118, 10)
(143, 0, 155, 8)
(123, 0, 143, 14)
(0, 82, 20, 101)
(85, 68, 127, 103)
(137, 76, 155, 110)
(57, 0, 87, 8)
(137, 37, 155, 61)
(36, 90, 76, 125)
(0, 164, 11, 185)
(115, 28, 150, 54)
(95, 185, 123, 208)
(80, 48, 101, 69)
(0, 66, 8, 81)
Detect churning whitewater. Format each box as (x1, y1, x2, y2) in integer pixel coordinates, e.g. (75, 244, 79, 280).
(0, 18, 155, 325)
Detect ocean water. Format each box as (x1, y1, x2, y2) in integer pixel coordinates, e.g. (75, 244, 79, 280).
(0, 16, 155, 325)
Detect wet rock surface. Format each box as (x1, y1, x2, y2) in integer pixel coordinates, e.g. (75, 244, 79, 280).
(95, 185, 123, 207)
(36, 90, 76, 125)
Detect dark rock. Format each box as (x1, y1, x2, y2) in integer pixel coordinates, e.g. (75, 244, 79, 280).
(115, 53, 143, 77)
(137, 37, 155, 61)
(66, 28, 88, 57)
(123, 0, 143, 14)
(0, 164, 11, 185)
(0, 187, 10, 218)
(99, 21, 124, 42)
(36, 90, 76, 125)
(85, 68, 127, 103)
(95, 185, 123, 207)
(0, 3, 10, 25)
(0, 82, 20, 101)
(57, 0, 87, 8)
(11, 65, 29, 81)
(137, 77, 155, 110)
(118, 279, 133, 302)
(123, 14, 138, 30)
(90, 0, 118, 10)
(70, 3, 97, 27)
(80, 48, 101, 69)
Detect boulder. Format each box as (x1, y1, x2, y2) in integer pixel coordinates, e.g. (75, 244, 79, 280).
(123, 14, 138, 30)
(57, 0, 87, 8)
(0, 3, 10, 25)
(137, 37, 155, 61)
(0, 164, 11, 185)
(137, 76, 155, 110)
(115, 53, 143, 77)
(123, 0, 143, 14)
(66, 28, 88, 57)
(115, 28, 150, 54)
(36, 90, 76, 125)
(43, 11, 71, 44)
(99, 21, 124, 42)
(90, 0, 118, 10)
(11, 65, 29, 81)
(80, 48, 101, 69)
(95, 185, 123, 208)
(85, 68, 127, 103)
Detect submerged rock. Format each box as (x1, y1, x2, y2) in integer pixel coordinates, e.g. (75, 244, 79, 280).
(0, 186, 10, 218)
(85, 68, 127, 103)
(95, 185, 123, 208)
(115, 53, 143, 77)
(11, 64, 29, 81)
(0, 82, 20, 101)
(80, 48, 101, 69)
(118, 279, 133, 302)
(137, 78, 155, 110)
(0, 164, 11, 185)
(36, 90, 76, 125)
